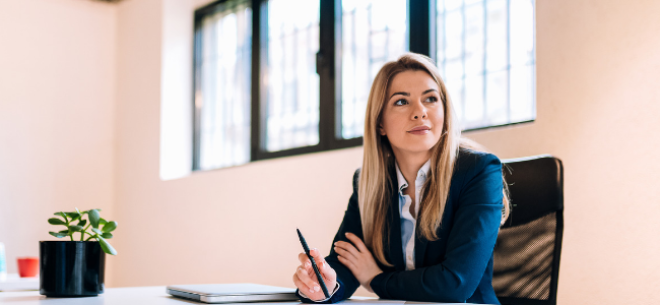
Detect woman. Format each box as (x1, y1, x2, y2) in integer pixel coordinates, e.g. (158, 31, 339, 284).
(293, 53, 510, 304)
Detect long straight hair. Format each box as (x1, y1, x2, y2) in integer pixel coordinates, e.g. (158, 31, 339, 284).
(359, 53, 510, 267)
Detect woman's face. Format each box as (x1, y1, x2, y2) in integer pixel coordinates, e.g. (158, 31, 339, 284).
(379, 70, 445, 158)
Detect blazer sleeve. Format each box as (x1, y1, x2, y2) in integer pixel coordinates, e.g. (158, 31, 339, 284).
(297, 169, 363, 303)
(369, 153, 504, 303)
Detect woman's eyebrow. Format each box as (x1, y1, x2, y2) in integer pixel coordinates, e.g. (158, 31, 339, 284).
(423, 89, 438, 95)
(389, 92, 410, 100)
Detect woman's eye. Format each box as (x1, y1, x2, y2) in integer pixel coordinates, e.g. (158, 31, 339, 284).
(394, 99, 408, 106)
(425, 96, 438, 103)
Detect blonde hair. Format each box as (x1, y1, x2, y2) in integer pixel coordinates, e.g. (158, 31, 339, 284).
(358, 53, 510, 267)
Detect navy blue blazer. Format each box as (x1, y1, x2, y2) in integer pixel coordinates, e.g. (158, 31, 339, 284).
(297, 148, 503, 304)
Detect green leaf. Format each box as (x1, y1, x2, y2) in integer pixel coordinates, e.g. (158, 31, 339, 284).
(58, 229, 69, 234)
(48, 218, 66, 225)
(49, 231, 68, 238)
(96, 236, 117, 255)
(68, 225, 84, 232)
(100, 233, 113, 239)
(66, 212, 81, 222)
(83, 209, 102, 215)
(54, 211, 67, 219)
(89, 209, 100, 228)
(91, 228, 103, 235)
(77, 219, 87, 228)
(99, 218, 107, 226)
(102, 221, 117, 233)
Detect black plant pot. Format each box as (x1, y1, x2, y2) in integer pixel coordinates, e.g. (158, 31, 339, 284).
(39, 241, 105, 297)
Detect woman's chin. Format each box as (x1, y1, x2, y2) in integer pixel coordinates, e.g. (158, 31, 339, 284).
(394, 143, 438, 156)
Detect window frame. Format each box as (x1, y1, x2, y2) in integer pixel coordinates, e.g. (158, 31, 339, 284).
(192, 0, 535, 171)
(249, 0, 362, 162)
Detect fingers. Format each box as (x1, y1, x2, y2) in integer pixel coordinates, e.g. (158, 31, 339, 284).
(344, 232, 369, 253)
(337, 254, 356, 271)
(309, 248, 324, 264)
(334, 241, 359, 261)
(294, 266, 320, 295)
(300, 249, 324, 265)
(299, 250, 333, 279)
(293, 271, 311, 294)
(298, 252, 311, 265)
(310, 249, 334, 272)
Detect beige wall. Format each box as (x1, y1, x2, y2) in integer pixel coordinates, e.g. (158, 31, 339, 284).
(0, 0, 117, 281)
(467, 1, 660, 303)
(2, 0, 660, 304)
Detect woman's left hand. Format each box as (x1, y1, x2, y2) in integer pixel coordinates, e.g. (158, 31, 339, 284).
(334, 232, 383, 293)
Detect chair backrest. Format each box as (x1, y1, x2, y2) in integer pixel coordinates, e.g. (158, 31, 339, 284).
(493, 155, 564, 305)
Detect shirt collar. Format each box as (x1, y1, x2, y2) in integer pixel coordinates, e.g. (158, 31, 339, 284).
(395, 159, 432, 194)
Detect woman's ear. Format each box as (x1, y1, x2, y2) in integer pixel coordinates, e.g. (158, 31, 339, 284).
(378, 124, 386, 136)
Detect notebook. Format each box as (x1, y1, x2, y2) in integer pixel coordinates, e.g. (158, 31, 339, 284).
(166, 283, 299, 304)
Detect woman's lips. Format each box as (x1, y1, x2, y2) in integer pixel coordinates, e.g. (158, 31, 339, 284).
(407, 125, 431, 135)
(407, 129, 430, 135)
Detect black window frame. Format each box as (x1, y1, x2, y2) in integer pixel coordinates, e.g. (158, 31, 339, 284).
(192, 0, 530, 171)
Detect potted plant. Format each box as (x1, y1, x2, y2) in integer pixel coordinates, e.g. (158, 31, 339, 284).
(40, 208, 117, 297)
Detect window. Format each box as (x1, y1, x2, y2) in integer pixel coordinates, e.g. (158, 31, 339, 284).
(436, 0, 536, 130)
(264, 0, 320, 152)
(193, 0, 535, 171)
(193, 0, 408, 170)
(193, 0, 252, 170)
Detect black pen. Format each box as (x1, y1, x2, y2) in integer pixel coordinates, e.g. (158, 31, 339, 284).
(296, 228, 330, 299)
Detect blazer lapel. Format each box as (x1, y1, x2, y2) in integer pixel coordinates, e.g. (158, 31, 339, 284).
(414, 220, 429, 269)
(386, 166, 406, 271)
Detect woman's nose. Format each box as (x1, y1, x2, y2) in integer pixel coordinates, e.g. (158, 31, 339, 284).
(411, 101, 427, 120)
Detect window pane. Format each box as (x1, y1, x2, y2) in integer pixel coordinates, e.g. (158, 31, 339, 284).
(485, 0, 507, 72)
(445, 58, 464, 81)
(341, 0, 408, 139)
(446, 77, 464, 121)
(444, 9, 463, 61)
(464, 2, 484, 76)
(436, 0, 535, 130)
(444, 0, 463, 11)
(265, 0, 320, 152)
(510, 64, 534, 122)
(485, 69, 508, 125)
(464, 74, 484, 126)
(510, 0, 534, 66)
(197, 0, 252, 170)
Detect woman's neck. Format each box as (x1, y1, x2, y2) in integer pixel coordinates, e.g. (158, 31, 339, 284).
(393, 150, 431, 186)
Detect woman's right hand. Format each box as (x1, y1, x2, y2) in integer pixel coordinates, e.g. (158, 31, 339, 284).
(293, 249, 337, 301)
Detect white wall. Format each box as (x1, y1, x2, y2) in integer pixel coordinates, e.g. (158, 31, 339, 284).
(0, 0, 117, 281)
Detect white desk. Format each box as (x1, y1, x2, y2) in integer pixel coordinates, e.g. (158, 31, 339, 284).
(0, 286, 468, 305)
(0, 273, 39, 292)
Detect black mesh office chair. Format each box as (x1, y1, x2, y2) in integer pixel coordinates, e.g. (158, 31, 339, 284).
(493, 155, 564, 305)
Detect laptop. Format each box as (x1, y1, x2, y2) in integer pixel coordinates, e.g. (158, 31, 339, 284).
(166, 283, 300, 304)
